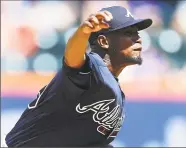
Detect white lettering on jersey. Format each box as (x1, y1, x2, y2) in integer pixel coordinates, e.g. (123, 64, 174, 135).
(76, 99, 124, 138)
(28, 85, 48, 109)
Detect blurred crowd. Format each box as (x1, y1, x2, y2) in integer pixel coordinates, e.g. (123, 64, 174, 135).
(1, 0, 186, 95)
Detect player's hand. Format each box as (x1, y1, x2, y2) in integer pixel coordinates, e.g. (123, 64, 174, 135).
(80, 11, 113, 34)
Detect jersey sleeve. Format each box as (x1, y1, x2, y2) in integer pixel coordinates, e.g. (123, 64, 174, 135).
(62, 53, 92, 90)
(51, 53, 101, 99)
(26, 52, 105, 111)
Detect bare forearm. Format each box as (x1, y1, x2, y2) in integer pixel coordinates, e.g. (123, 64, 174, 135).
(64, 11, 111, 69)
(64, 26, 90, 68)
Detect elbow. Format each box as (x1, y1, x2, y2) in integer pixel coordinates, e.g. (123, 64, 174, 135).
(64, 55, 86, 69)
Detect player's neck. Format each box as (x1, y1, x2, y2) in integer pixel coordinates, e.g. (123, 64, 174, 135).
(106, 63, 126, 77)
(97, 52, 126, 77)
(92, 49, 126, 77)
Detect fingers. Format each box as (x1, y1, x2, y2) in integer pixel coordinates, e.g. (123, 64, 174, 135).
(99, 23, 110, 29)
(104, 11, 113, 20)
(95, 11, 112, 22)
(89, 15, 99, 25)
(88, 10, 113, 28)
(84, 20, 94, 29)
(88, 14, 110, 30)
(81, 10, 113, 34)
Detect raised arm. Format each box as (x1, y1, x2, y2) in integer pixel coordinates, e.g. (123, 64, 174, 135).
(64, 11, 113, 68)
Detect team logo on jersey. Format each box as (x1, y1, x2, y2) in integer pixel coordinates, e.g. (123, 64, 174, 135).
(76, 99, 124, 138)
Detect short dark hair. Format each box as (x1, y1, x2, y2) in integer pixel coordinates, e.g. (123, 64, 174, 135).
(88, 32, 99, 47)
(88, 33, 101, 51)
(89, 39, 100, 51)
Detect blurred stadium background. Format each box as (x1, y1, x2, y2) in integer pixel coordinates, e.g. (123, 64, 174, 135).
(1, 0, 186, 147)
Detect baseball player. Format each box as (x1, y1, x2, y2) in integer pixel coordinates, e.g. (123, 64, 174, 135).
(5, 6, 152, 147)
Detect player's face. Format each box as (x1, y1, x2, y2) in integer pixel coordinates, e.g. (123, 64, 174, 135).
(108, 26, 143, 67)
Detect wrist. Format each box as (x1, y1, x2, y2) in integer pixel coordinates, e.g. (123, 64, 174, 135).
(78, 24, 92, 36)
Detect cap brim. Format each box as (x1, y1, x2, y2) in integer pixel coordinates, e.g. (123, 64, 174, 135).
(88, 18, 152, 44)
(131, 19, 153, 30)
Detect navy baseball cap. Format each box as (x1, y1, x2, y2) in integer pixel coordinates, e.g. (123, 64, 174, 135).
(89, 6, 152, 44)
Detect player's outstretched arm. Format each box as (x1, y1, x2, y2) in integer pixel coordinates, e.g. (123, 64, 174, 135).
(64, 11, 113, 69)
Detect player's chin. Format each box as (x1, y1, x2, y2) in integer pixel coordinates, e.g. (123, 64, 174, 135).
(129, 56, 143, 65)
(135, 57, 143, 65)
(120, 55, 143, 66)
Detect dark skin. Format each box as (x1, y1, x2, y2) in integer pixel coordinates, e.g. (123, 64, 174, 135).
(65, 10, 142, 77)
(96, 26, 142, 77)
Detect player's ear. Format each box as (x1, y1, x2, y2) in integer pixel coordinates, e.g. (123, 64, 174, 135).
(97, 35, 109, 49)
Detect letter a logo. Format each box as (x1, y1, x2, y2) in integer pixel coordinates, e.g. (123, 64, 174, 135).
(125, 9, 134, 18)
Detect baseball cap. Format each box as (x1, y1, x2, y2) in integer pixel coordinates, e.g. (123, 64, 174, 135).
(89, 6, 152, 44)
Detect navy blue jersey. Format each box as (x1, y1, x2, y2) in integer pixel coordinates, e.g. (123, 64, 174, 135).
(5, 52, 125, 147)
